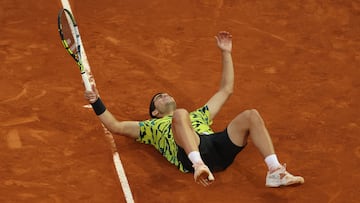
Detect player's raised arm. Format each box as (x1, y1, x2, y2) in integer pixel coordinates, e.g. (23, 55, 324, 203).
(84, 86, 140, 139)
(206, 31, 234, 120)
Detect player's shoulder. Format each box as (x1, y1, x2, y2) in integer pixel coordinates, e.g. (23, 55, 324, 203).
(191, 105, 209, 114)
(139, 116, 172, 127)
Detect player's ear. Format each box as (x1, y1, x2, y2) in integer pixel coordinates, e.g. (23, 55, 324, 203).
(151, 109, 159, 118)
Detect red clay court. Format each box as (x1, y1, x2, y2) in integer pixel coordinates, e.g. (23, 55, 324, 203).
(1, 0, 359, 202)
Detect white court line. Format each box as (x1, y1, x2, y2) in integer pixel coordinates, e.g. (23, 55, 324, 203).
(59, 1, 134, 202)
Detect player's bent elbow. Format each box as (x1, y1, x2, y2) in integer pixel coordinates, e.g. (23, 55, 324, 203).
(219, 86, 233, 97)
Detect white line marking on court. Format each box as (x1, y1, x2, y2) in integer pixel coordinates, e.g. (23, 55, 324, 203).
(60, 1, 134, 202)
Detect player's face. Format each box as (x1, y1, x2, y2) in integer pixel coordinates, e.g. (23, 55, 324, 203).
(153, 93, 176, 117)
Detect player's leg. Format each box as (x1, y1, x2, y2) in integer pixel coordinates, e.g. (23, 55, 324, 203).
(172, 109, 200, 154)
(227, 109, 304, 187)
(227, 109, 275, 157)
(172, 109, 214, 186)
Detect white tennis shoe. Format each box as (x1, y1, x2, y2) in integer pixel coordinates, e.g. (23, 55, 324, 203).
(265, 164, 304, 187)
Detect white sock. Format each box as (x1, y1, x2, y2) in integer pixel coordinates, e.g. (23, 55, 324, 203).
(188, 151, 203, 165)
(264, 154, 281, 171)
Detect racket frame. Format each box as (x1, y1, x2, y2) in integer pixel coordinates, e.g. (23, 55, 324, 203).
(58, 8, 92, 91)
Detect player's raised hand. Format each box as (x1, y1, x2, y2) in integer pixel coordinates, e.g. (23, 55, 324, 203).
(215, 31, 232, 53)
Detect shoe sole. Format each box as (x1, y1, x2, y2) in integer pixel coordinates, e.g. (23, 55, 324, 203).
(266, 178, 304, 187)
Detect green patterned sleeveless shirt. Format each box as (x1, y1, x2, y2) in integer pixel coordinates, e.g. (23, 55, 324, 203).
(137, 105, 213, 172)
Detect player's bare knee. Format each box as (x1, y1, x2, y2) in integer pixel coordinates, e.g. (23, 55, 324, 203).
(242, 109, 254, 119)
(249, 109, 260, 116)
(248, 109, 264, 125)
(172, 109, 190, 124)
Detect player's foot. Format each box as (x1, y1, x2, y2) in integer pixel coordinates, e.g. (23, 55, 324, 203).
(265, 164, 304, 187)
(193, 162, 214, 187)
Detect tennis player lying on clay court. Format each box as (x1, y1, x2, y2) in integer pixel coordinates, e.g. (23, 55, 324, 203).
(85, 31, 304, 187)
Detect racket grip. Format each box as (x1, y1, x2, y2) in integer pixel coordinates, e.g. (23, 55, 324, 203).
(81, 72, 92, 91)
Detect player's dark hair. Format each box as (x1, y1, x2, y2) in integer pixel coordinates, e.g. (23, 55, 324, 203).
(149, 93, 163, 118)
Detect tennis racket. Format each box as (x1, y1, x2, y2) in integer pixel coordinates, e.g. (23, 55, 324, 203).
(57, 8, 92, 91)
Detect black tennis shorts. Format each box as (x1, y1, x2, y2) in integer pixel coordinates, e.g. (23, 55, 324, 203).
(177, 128, 246, 173)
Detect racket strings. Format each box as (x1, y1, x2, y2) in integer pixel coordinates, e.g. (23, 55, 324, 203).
(60, 12, 79, 58)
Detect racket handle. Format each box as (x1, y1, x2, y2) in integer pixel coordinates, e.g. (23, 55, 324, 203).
(81, 72, 92, 91)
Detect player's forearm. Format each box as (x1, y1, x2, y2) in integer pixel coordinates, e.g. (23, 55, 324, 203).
(89, 98, 140, 138)
(219, 51, 234, 94)
(90, 98, 118, 133)
(97, 110, 120, 133)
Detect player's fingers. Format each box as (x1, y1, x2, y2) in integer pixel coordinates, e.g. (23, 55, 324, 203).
(85, 91, 98, 103)
(220, 31, 229, 37)
(196, 177, 206, 186)
(84, 91, 91, 99)
(89, 95, 98, 103)
(203, 177, 211, 186)
(208, 174, 215, 181)
(222, 32, 231, 39)
(91, 84, 99, 95)
(199, 179, 207, 187)
(218, 32, 224, 39)
(203, 179, 210, 187)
